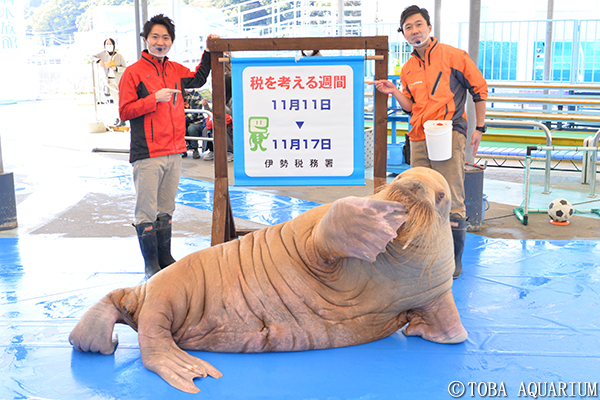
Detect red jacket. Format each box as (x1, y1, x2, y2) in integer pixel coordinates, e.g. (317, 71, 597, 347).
(119, 50, 212, 162)
(400, 37, 488, 141)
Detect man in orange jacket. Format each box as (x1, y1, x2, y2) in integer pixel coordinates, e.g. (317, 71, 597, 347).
(119, 14, 219, 278)
(371, 5, 488, 279)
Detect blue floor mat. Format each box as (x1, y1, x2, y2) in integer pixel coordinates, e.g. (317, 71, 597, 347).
(1, 235, 599, 399)
(177, 177, 322, 225)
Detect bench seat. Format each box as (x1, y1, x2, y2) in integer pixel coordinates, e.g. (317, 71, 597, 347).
(487, 110, 600, 123)
(477, 146, 599, 161)
(488, 96, 600, 106)
(487, 81, 600, 90)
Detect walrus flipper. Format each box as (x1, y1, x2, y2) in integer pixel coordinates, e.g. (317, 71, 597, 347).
(69, 296, 120, 355)
(403, 290, 468, 344)
(138, 311, 223, 393)
(313, 196, 407, 263)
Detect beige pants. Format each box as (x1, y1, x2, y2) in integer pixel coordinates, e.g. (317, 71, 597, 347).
(410, 130, 466, 219)
(107, 77, 119, 105)
(132, 154, 182, 225)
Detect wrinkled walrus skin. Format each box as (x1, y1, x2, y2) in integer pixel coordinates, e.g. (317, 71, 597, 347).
(69, 167, 467, 393)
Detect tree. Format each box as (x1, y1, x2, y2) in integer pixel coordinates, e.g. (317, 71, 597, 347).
(29, 0, 133, 35)
(76, 0, 134, 32)
(205, 0, 273, 27)
(30, 0, 85, 34)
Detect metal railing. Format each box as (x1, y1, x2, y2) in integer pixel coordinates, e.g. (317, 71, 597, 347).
(514, 128, 600, 225)
(184, 110, 213, 143)
(485, 120, 553, 194)
(221, 0, 362, 37)
(224, 18, 600, 83)
(458, 19, 600, 83)
(25, 16, 600, 96)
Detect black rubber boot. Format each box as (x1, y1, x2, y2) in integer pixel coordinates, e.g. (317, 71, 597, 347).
(156, 214, 176, 269)
(451, 217, 467, 279)
(135, 222, 161, 279)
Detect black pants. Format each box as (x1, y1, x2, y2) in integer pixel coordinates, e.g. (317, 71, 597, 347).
(203, 125, 233, 153)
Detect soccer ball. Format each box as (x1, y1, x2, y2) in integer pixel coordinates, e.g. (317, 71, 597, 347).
(548, 198, 574, 222)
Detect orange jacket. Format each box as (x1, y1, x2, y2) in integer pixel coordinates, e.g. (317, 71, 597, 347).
(400, 37, 488, 141)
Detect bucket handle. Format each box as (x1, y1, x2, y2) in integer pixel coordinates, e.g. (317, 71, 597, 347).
(483, 197, 490, 211)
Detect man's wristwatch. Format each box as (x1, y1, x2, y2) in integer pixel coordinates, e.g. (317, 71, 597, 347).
(476, 125, 487, 133)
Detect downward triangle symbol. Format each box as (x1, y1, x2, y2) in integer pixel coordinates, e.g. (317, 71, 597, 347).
(296, 121, 304, 129)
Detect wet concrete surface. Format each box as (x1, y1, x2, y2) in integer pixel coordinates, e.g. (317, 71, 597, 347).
(1, 96, 598, 241)
(0, 97, 267, 239)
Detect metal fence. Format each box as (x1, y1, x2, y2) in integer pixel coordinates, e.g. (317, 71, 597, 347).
(218, 18, 600, 83)
(458, 19, 600, 83)
(220, 0, 362, 37)
(26, 18, 600, 96)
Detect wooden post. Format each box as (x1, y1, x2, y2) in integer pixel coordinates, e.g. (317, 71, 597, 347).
(373, 47, 389, 192)
(210, 50, 236, 246)
(207, 36, 389, 245)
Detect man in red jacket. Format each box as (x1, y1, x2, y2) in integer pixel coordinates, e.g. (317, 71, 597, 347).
(119, 14, 219, 278)
(370, 5, 488, 279)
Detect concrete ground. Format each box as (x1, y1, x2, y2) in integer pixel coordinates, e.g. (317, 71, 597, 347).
(1, 96, 598, 241)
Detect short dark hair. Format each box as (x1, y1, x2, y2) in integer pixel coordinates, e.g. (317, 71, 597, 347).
(141, 14, 176, 41)
(398, 5, 431, 33)
(104, 38, 115, 46)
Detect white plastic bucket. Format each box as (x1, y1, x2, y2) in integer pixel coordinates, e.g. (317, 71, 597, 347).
(424, 120, 452, 161)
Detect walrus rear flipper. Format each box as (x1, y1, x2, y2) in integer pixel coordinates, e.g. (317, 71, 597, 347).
(403, 290, 468, 344)
(69, 295, 121, 354)
(312, 196, 407, 264)
(140, 334, 222, 393)
(138, 309, 222, 393)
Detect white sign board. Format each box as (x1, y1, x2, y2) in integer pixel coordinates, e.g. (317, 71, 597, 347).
(231, 56, 365, 186)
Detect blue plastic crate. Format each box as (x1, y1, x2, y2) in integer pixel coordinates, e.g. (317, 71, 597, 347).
(387, 142, 405, 166)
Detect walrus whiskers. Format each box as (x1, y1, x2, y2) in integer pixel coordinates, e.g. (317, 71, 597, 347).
(376, 179, 448, 286)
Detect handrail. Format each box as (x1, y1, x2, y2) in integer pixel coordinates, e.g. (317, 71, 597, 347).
(485, 119, 552, 146)
(184, 109, 214, 142)
(487, 96, 600, 105)
(0, 133, 4, 174)
(526, 144, 598, 199)
(485, 119, 553, 193)
(487, 81, 600, 90)
(486, 111, 600, 122)
(592, 128, 600, 148)
(185, 109, 213, 118)
(517, 129, 599, 227)
(516, 133, 599, 225)
(588, 129, 600, 196)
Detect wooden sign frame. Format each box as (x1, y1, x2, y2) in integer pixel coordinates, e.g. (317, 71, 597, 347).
(207, 36, 389, 246)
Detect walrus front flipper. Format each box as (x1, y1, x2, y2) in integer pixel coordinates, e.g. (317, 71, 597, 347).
(313, 196, 407, 263)
(69, 296, 120, 354)
(138, 314, 222, 393)
(403, 290, 468, 344)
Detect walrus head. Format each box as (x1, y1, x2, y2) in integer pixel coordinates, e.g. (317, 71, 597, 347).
(373, 167, 451, 250)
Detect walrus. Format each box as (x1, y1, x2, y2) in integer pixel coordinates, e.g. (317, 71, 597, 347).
(69, 167, 467, 393)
